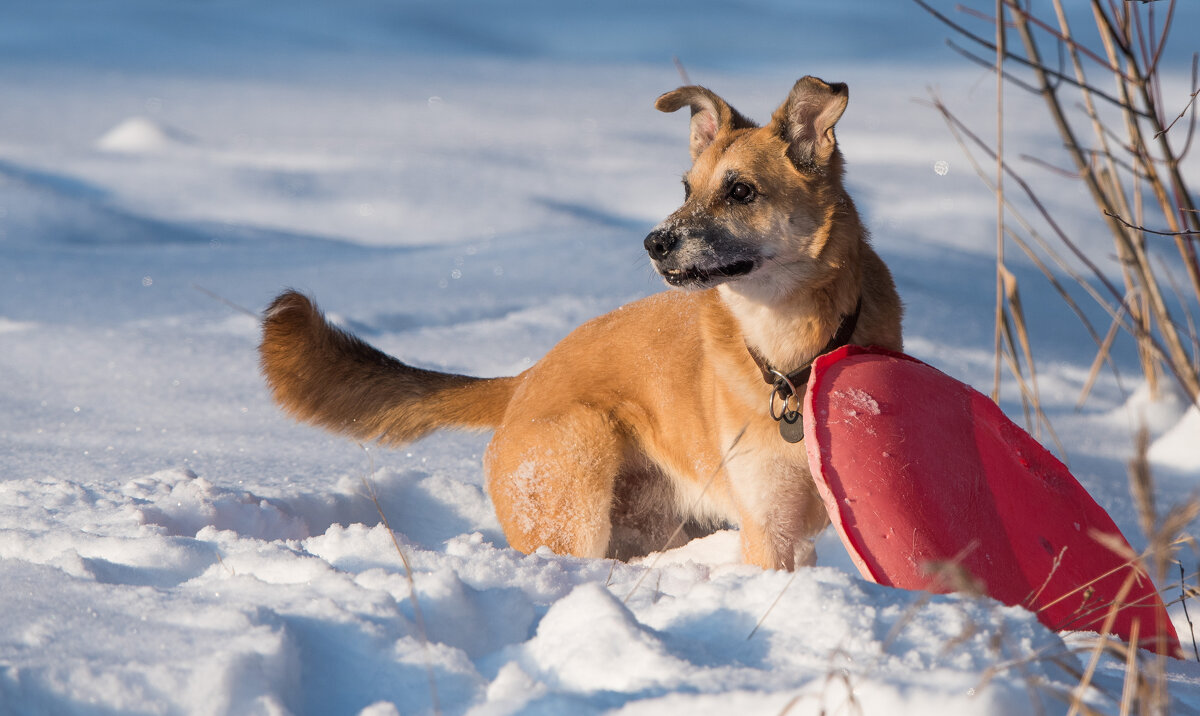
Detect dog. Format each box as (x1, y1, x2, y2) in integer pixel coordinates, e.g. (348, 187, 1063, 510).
(259, 76, 903, 570)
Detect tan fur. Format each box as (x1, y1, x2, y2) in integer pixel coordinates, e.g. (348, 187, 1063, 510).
(260, 76, 903, 570)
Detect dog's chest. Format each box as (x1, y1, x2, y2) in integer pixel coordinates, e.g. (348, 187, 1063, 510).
(694, 422, 814, 523)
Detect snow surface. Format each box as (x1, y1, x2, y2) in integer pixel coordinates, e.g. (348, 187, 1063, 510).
(2, 1, 1200, 714)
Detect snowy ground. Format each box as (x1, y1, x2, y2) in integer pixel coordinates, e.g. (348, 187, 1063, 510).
(3, 1, 1200, 714)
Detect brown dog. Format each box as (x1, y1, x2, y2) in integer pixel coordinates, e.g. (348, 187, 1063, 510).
(260, 76, 903, 570)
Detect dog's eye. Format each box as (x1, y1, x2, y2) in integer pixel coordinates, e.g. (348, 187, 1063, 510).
(729, 182, 755, 204)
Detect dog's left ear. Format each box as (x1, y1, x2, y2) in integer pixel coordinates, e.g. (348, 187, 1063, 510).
(656, 86, 755, 160)
(770, 76, 849, 170)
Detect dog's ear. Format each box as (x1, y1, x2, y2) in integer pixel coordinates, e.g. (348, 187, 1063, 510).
(770, 76, 849, 170)
(655, 86, 754, 160)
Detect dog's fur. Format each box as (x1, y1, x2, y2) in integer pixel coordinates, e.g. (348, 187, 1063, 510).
(259, 76, 903, 570)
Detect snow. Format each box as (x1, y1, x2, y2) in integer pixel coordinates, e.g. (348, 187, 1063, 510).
(96, 117, 191, 154)
(2, 1, 1200, 714)
(1152, 406, 1200, 473)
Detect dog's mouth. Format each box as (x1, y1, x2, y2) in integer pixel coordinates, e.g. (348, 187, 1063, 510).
(660, 259, 757, 287)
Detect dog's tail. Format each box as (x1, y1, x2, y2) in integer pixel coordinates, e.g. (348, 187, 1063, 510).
(259, 290, 518, 446)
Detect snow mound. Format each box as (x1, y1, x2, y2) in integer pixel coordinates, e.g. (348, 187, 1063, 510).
(96, 116, 190, 153)
(124, 468, 310, 541)
(0, 317, 36, 333)
(1149, 404, 1200, 471)
(521, 582, 689, 692)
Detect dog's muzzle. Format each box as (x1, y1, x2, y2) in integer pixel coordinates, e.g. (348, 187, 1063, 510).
(643, 228, 678, 261)
(644, 225, 759, 288)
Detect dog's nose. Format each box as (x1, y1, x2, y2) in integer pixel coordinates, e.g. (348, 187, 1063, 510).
(644, 229, 678, 261)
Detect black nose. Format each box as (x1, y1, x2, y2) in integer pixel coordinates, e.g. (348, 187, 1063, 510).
(644, 229, 678, 261)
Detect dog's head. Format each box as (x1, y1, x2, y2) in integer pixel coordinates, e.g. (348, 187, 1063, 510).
(645, 77, 852, 297)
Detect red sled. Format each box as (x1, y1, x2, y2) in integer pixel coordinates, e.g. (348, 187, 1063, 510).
(803, 345, 1182, 657)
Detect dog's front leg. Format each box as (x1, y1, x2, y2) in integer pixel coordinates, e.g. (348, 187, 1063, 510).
(730, 459, 830, 571)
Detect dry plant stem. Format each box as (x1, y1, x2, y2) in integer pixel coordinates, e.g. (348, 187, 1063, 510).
(747, 572, 797, 640)
(1178, 559, 1200, 660)
(923, 0, 1200, 403)
(1127, 431, 1188, 707)
(935, 96, 1136, 412)
(1006, 2, 1175, 395)
(932, 97, 1198, 401)
(1118, 619, 1139, 716)
(775, 693, 804, 716)
(622, 425, 747, 604)
(672, 55, 691, 85)
(1156, 84, 1199, 139)
(999, 317, 1070, 456)
(1092, 1, 1200, 373)
(1156, 254, 1200, 376)
(1002, 225, 1120, 399)
(1000, 264, 1068, 453)
(911, 0, 1150, 116)
(931, 101, 1126, 327)
(946, 40, 1041, 94)
(933, 94, 1069, 444)
(1110, 9, 1200, 247)
(193, 283, 259, 318)
(975, 0, 1130, 79)
(1050, 0, 1165, 395)
(937, 100, 1126, 399)
(1106, 210, 1200, 238)
(1144, 0, 1176, 80)
(998, 315, 1032, 429)
(358, 446, 442, 716)
(1019, 153, 1083, 179)
(1180, 57, 1199, 157)
(995, 625, 1049, 716)
(1067, 569, 1141, 716)
(1025, 546, 1069, 609)
(1053, 583, 1172, 635)
(993, 0, 1006, 403)
(1036, 550, 1145, 617)
(984, 644, 1116, 713)
(1079, 299, 1131, 409)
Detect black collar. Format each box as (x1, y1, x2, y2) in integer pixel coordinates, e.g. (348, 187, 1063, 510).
(746, 297, 862, 443)
(746, 297, 862, 392)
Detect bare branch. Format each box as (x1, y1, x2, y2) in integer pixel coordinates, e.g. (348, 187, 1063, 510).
(1143, 0, 1176, 84)
(946, 40, 1042, 95)
(912, 0, 1153, 117)
(1000, 0, 1136, 80)
(1182, 53, 1200, 158)
(1155, 84, 1199, 140)
(931, 96, 1200, 400)
(1019, 153, 1082, 179)
(1104, 210, 1200, 237)
(672, 56, 691, 85)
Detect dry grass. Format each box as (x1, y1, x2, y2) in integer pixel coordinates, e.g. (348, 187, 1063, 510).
(915, 0, 1200, 712)
(358, 444, 443, 716)
(916, 0, 1200, 409)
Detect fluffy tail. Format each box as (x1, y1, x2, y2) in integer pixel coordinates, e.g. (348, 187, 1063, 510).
(259, 290, 518, 445)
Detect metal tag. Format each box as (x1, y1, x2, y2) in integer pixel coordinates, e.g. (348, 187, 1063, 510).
(778, 410, 805, 443)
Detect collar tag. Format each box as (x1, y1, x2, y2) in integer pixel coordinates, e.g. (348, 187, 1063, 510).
(778, 410, 805, 443)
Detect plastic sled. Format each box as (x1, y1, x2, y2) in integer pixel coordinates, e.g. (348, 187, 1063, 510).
(803, 345, 1182, 657)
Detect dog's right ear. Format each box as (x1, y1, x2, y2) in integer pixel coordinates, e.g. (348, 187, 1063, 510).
(655, 86, 754, 160)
